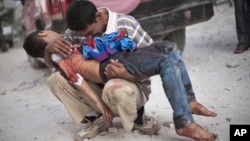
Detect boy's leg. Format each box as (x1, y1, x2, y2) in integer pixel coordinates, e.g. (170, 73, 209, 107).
(169, 50, 196, 102)
(110, 42, 217, 140)
(109, 42, 193, 124)
(135, 42, 195, 102)
(112, 41, 216, 117)
(170, 51, 217, 117)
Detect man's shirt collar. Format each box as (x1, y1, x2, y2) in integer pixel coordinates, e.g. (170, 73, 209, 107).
(98, 7, 118, 34)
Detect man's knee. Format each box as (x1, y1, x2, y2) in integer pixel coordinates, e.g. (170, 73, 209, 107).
(103, 79, 135, 104)
(47, 71, 75, 98)
(48, 71, 60, 84)
(102, 79, 145, 110)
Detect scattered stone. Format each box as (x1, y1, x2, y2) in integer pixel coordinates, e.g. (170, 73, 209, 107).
(99, 131, 107, 136)
(0, 90, 6, 95)
(133, 130, 140, 134)
(225, 118, 231, 123)
(226, 64, 239, 68)
(162, 122, 174, 128)
(108, 127, 118, 133)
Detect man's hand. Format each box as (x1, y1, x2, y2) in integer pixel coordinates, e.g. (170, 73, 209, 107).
(104, 59, 134, 81)
(96, 102, 113, 124)
(105, 59, 148, 82)
(46, 37, 73, 58)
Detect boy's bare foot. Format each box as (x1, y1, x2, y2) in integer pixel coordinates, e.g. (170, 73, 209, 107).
(176, 123, 218, 141)
(190, 101, 217, 117)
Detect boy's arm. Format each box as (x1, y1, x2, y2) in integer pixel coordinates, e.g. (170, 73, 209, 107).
(57, 59, 113, 123)
(74, 78, 113, 124)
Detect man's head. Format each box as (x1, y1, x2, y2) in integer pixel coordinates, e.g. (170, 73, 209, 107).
(66, 0, 107, 39)
(23, 30, 60, 58)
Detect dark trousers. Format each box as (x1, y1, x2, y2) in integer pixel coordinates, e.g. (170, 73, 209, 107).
(234, 0, 250, 46)
(0, 18, 7, 52)
(101, 41, 195, 129)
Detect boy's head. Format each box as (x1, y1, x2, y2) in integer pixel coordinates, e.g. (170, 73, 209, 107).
(66, 0, 106, 39)
(23, 30, 60, 58)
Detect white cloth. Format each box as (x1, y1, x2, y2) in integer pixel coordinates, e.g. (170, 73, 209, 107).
(51, 53, 63, 63)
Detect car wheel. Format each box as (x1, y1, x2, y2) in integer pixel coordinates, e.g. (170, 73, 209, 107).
(163, 28, 186, 53)
(27, 55, 46, 69)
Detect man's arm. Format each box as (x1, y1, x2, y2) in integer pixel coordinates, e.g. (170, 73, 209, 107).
(43, 28, 87, 67)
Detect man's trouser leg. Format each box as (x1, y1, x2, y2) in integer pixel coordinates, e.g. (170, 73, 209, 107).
(47, 71, 103, 123)
(234, 0, 250, 46)
(102, 78, 147, 131)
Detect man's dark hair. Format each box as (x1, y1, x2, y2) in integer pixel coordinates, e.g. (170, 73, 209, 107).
(23, 30, 47, 58)
(66, 0, 97, 31)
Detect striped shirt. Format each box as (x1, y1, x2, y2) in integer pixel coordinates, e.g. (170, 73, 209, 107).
(116, 14, 154, 48)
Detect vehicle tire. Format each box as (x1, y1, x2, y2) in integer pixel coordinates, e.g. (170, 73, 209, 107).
(163, 28, 186, 53)
(27, 55, 46, 69)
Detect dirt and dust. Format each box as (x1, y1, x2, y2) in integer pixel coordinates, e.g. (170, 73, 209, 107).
(0, 3, 250, 141)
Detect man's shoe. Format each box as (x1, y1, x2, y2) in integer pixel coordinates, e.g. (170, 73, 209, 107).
(234, 44, 249, 54)
(133, 117, 161, 135)
(75, 116, 110, 141)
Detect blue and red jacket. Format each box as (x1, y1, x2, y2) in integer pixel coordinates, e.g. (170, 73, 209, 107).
(80, 31, 137, 62)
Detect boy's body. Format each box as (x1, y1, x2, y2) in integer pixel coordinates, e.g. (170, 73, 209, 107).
(24, 30, 160, 139)
(24, 30, 217, 141)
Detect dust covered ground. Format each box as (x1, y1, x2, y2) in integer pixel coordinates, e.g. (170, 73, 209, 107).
(0, 3, 250, 141)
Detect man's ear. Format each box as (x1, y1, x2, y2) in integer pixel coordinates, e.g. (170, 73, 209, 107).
(96, 12, 101, 21)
